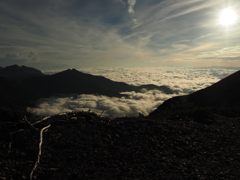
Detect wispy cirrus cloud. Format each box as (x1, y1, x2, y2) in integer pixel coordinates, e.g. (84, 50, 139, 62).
(0, 0, 240, 70)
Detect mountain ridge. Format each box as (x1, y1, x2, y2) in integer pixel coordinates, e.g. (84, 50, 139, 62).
(0, 65, 175, 110)
(148, 70, 240, 117)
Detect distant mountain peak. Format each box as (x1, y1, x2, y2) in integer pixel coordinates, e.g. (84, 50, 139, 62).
(63, 68, 78, 71)
(56, 68, 80, 75)
(71, 68, 78, 71)
(0, 64, 44, 80)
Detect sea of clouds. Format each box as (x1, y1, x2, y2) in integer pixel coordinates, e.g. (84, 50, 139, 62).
(33, 67, 237, 117)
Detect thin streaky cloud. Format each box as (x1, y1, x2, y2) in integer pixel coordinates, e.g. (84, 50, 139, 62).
(156, 1, 217, 24)
(0, 0, 240, 69)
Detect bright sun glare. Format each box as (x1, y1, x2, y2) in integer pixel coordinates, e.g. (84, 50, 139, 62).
(219, 8, 237, 26)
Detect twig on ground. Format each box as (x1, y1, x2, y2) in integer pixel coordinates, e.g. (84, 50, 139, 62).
(8, 132, 13, 152)
(32, 116, 51, 125)
(99, 110, 104, 117)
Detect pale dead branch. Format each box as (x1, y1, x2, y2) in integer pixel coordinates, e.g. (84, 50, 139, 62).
(30, 124, 51, 180)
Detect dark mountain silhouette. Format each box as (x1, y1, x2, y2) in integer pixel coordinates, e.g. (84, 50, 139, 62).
(21, 69, 122, 97)
(0, 64, 44, 80)
(0, 65, 175, 109)
(149, 70, 240, 117)
(60, 69, 174, 93)
(21, 68, 174, 98)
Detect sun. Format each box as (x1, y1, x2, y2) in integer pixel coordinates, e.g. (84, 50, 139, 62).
(219, 8, 237, 26)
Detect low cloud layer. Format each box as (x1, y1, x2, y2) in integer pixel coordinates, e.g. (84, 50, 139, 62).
(78, 67, 237, 93)
(35, 67, 237, 118)
(33, 89, 177, 118)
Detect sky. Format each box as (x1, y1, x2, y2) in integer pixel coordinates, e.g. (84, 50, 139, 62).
(32, 67, 237, 117)
(1, 0, 240, 71)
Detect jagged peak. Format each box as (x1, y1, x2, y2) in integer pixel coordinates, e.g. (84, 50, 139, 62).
(53, 68, 82, 77)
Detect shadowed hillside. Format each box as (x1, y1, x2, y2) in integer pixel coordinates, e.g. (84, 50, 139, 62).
(21, 68, 175, 98)
(21, 69, 122, 98)
(148, 70, 240, 118)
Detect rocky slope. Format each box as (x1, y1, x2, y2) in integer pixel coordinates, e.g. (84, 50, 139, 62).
(1, 111, 240, 179)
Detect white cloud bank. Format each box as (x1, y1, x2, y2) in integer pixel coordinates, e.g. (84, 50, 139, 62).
(33, 90, 177, 117)
(35, 67, 237, 117)
(78, 67, 237, 92)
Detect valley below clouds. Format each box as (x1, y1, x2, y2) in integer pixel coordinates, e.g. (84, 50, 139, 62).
(34, 67, 237, 117)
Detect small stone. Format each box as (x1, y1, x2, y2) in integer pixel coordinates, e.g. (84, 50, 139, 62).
(71, 117, 78, 120)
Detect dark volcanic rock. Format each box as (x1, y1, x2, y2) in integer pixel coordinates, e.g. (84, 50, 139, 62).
(1, 113, 240, 179)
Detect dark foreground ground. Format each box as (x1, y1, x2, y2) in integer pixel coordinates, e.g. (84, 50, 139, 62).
(1, 112, 240, 180)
